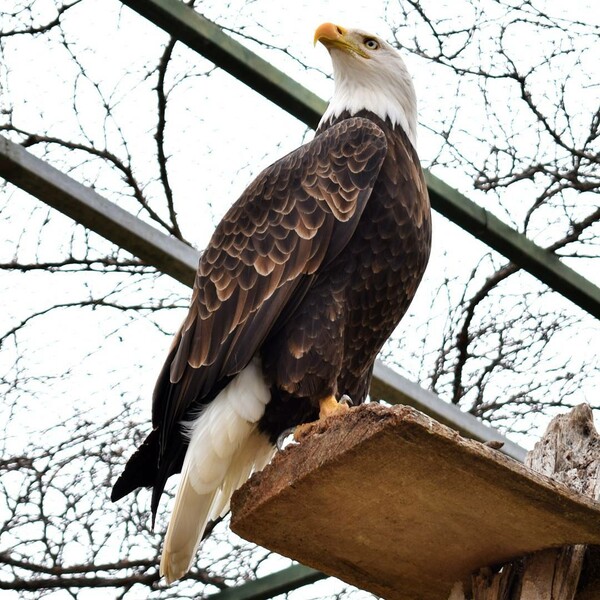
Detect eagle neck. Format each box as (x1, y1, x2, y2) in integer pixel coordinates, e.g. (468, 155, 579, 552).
(318, 59, 418, 149)
(317, 110, 407, 145)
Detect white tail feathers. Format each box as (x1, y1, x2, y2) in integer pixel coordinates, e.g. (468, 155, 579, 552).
(160, 360, 275, 583)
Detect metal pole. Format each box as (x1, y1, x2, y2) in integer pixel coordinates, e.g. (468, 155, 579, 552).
(208, 564, 325, 600)
(0, 135, 199, 287)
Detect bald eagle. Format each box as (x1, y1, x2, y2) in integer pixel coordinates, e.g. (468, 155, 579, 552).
(111, 23, 431, 582)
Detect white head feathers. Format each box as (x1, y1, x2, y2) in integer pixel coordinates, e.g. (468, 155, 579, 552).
(316, 24, 418, 148)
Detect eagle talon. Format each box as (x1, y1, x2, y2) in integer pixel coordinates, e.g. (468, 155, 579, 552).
(276, 427, 298, 450)
(339, 394, 353, 408)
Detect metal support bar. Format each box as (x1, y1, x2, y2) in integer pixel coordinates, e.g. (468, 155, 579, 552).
(120, 0, 326, 128)
(0, 136, 199, 287)
(425, 172, 600, 319)
(371, 361, 526, 462)
(119, 0, 600, 319)
(209, 564, 325, 600)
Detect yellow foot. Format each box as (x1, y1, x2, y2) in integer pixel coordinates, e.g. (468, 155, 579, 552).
(293, 394, 352, 442)
(319, 394, 351, 419)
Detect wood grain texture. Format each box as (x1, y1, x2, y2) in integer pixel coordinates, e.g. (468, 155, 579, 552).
(230, 404, 600, 600)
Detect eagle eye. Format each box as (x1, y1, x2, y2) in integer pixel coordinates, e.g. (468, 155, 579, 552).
(364, 38, 379, 50)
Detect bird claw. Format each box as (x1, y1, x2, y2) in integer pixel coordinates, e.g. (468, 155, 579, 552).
(276, 427, 298, 451)
(278, 395, 355, 449)
(339, 394, 353, 408)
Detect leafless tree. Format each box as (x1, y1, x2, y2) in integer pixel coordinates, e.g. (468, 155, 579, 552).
(380, 0, 599, 433)
(0, 0, 598, 596)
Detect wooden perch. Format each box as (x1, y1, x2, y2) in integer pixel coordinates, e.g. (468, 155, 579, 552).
(230, 404, 600, 600)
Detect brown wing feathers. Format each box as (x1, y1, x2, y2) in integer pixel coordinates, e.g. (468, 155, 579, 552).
(160, 118, 387, 425)
(111, 117, 388, 510)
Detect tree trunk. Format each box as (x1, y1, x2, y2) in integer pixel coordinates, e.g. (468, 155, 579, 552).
(452, 404, 600, 600)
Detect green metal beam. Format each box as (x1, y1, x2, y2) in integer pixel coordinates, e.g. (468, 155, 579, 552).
(0, 136, 199, 287)
(120, 0, 326, 128)
(371, 361, 526, 462)
(425, 171, 600, 318)
(209, 565, 325, 600)
(119, 0, 600, 319)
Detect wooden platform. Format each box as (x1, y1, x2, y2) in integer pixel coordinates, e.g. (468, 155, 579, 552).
(230, 404, 600, 600)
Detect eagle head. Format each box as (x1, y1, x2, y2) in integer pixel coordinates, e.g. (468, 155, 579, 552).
(315, 22, 417, 147)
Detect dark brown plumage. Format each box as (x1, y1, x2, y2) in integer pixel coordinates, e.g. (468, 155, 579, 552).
(111, 23, 432, 583)
(259, 111, 430, 439)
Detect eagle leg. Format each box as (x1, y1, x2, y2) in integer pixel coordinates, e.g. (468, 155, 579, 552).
(318, 394, 351, 419)
(293, 394, 351, 441)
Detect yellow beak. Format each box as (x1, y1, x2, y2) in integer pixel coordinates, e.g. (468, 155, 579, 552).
(314, 22, 368, 58)
(314, 22, 347, 46)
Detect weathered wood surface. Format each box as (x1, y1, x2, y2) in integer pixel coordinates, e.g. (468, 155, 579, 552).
(458, 404, 600, 600)
(230, 404, 600, 600)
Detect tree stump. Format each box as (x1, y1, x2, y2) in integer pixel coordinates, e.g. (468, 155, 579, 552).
(453, 404, 600, 600)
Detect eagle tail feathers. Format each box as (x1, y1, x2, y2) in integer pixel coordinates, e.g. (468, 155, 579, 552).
(159, 471, 218, 583)
(160, 359, 274, 583)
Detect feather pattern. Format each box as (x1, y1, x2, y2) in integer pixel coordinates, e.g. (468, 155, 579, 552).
(110, 117, 388, 514)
